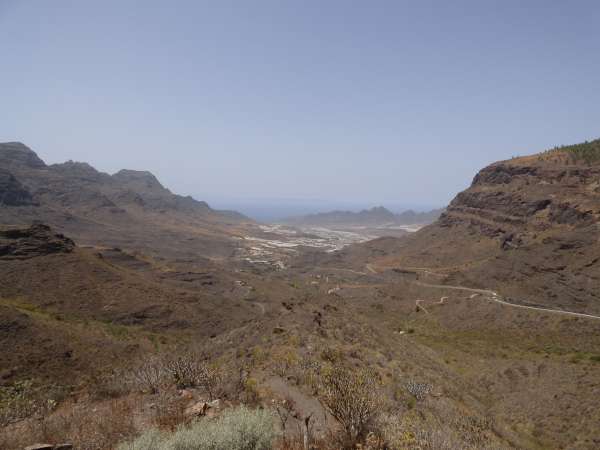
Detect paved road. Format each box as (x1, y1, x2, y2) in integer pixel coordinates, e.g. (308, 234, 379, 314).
(314, 266, 368, 276)
(366, 264, 377, 274)
(370, 264, 600, 321)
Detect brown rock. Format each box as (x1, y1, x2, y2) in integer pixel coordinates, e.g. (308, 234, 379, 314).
(184, 401, 209, 417)
(0, 224, 75, 260)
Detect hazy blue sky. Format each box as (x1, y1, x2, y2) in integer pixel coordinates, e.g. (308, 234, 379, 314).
(1, 1, 599, 211)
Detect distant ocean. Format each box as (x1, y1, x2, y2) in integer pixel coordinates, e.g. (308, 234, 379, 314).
(205, 198, 442, 223)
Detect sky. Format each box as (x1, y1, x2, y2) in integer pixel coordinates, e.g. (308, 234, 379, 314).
(1, 1, 599, 215)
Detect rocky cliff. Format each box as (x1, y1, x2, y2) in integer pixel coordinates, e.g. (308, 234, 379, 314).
(355, 139, 600, 314)
(440, 148, 599, 244)
(0, 142, 253, 259)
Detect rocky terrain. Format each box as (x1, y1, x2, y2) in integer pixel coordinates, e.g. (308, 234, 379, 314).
(0, 224, 74, 260)
(2, 140, 600, 450)
(0, 142, 254, 261)
(333, 140, 600, 315)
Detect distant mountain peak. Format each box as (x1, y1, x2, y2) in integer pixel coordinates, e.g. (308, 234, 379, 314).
(0, 142, 46, 169)
(282, 205, 442, 227)
(112, 169, 167, 193)
(370, 205, 389, 211)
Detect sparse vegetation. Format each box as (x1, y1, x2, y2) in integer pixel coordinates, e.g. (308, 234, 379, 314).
(0, 380, 60, 426)
(1, 396, 137, 450)
(319, 365, 383, 447)
(165, 354, 222, 399)
(4, 138, 600, 450)
(118, 406, 277, 450)
(544, 139, 600, 164)
(405, 380, 433, 401)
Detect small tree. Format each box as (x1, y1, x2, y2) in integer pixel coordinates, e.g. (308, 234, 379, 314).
(319, 365, 382, 447)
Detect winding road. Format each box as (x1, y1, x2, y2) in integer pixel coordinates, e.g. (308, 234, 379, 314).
(368, 264, 600, 321)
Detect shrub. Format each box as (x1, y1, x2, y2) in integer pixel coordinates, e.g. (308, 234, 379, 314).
(319, 365, 382, 446)
(124, 354, 223, 398)
(405, 381, 433, 401)
(118, 406, 278, 450)
(118, 428, 166, 450)
(128, 356, 169, 394)
(165, 354, 222, 399)
(297, 356, 321, 393)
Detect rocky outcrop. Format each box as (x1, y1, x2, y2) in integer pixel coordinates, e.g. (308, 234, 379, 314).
(382, 142, 600, 314)
(112, 169, 169, 195)
(0, 142, 46, 169)
(0, 141, 252, 259)
(0, 224, 75, 260)
(0, 169, 35, 206)
(440, 155, 600, 244)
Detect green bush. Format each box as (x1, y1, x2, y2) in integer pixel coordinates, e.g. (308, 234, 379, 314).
(118, 406, 277, 450)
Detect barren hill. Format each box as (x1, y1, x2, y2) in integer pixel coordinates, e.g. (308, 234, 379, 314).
(0, 142, 253, 260)
(3, 140, 600, 450)
(330, 139, 600, 314)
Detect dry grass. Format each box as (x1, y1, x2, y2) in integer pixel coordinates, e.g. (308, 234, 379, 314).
(0, 396, 139, 450)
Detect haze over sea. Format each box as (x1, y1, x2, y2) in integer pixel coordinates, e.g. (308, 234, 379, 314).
(205, 197, 441, 222)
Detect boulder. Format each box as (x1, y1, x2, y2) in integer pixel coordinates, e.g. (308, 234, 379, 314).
(184, 401, 209, 417)
(24, 445, 54, 450)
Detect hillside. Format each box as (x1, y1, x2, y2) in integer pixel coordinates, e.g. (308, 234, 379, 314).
(328, 139, 600, 314)
(3, 140, 600, 450)
(0, 142, 253, 260)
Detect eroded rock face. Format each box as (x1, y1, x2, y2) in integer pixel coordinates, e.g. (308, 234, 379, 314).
(0, 142, 46, 169)
(0, 224, 75, 260)
(442, 158, 600, 243)
(0, 169, 35, 206)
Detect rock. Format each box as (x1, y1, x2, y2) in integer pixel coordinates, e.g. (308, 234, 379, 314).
(0, 169, 35, 206)
(0, 142, 46, 169)
(185, 401, 209, 417)
(0, 224, 75, 260)
(273, 326, 285, 334)
(178, 389, 194, 400)
(184, 398, 223, 418)
(24, 445, 54, 450)
(55, 445, 74, 450)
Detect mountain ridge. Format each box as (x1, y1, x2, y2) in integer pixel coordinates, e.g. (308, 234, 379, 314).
(0, 142, 253, 259)
(332, 139, 600, 314)
(281, 205, 444, 227)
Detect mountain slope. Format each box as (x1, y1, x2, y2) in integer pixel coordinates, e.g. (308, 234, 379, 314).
(3, 141, 600, 450)
(329, 139, 600, 314)
(0, 142, 253, 260)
